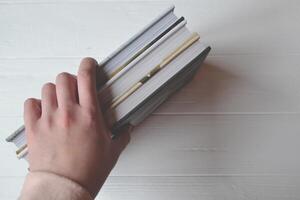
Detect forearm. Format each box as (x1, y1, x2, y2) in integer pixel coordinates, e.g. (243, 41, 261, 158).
(19, 171, 93, 200)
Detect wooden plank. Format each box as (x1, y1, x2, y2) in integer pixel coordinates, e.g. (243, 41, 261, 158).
(1, 1, 300, 199)
(157, 55, 300, 113)
(1, 55, 300, 116)
(1, 0, 300, 58)
(1, 176, 299, 200)
(100, 176, 300, 200)
(112, 114, 300, 176)
(0, 1, 170, 58)
(2, 114, 300, 176)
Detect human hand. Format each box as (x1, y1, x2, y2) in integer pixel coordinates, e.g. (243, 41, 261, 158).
(23, 57, 131, 198)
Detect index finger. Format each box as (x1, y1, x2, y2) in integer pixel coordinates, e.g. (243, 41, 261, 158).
(77, 57, 99, 110)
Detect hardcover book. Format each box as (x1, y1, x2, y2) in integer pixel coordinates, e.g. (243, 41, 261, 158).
(6, 5, 211, 159)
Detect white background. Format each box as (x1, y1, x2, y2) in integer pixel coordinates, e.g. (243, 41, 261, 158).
(1, 0, 300, 199)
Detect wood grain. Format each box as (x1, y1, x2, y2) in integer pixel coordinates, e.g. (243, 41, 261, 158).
(1, 0, 300, 58)
(2, 114, 300, 177)
(1, 55, 300, 116)
(1, 176, 300, 200)
(1, 0, 300, 199)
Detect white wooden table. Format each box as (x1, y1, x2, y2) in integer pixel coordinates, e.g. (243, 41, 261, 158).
(1, 0, 300, 199)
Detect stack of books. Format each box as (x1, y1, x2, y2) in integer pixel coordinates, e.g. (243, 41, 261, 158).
(6, 5, 211, 160)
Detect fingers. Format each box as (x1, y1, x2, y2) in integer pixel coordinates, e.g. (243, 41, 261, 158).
(55, 72, 79, 109)
(41, 82, 57, 115)
(24, 98, 41, 129)
(77, 57, 99, 110)
(24, 57, 101, 125)
(111, 125, 133, 155)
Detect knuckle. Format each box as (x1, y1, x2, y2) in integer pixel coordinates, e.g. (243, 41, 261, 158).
(82, 108, 97, 127)
(58, 109, 73, 129)
(84, 116, 95, 128)
(41, 116, 53, 129)
(78, 69, 90, 81)
(86, 105, 97, 115)
(78, 67, 93, 79)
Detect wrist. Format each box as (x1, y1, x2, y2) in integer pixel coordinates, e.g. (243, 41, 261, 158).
(20, 171, 94, 200)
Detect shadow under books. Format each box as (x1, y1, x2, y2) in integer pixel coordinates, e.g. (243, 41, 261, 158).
(100, 61, 241, 135)
(128, 61, 241, 136)
(127, 62, 241, 169)
(146, 62, 240, 116)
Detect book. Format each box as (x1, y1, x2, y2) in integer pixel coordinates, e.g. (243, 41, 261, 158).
(6, 5, 211, 160)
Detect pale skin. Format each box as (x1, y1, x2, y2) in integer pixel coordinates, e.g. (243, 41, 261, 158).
(23, 57, 131, 198)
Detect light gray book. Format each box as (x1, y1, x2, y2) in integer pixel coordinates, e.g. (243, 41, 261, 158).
(6, 5, 210, 159)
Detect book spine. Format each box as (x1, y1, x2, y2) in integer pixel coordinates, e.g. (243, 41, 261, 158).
(99, 5, 175, 66)
(102, 19, 187, 90)
(111, 46, 211, 136)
